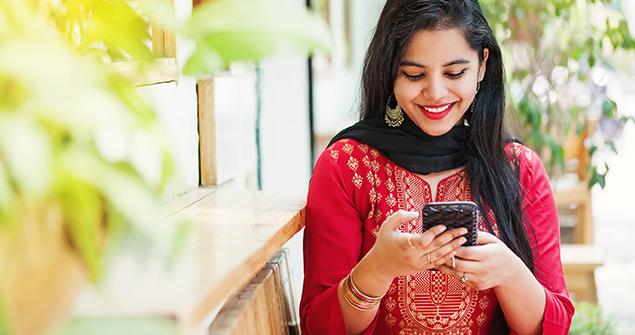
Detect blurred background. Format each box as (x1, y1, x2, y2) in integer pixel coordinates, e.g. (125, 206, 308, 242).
(1, 0, 634, 334)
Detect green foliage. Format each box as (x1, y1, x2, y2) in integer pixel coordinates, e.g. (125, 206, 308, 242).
(570, 302, 618, 335)
(141, 0, 332, 75)
(0, 0, 331, 333)
(47, 0, 152, 61)
(0, 0, 330, 280)
(0, 297, 9, 335)
(0, 1, 172, 281)
(481, 0, 635, 187)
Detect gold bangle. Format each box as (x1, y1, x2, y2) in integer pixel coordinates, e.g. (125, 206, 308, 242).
(341, 272, 383, 310)
(348, 271, 384, 301)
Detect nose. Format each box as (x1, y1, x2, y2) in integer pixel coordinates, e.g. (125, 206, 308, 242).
(422, 74, 448, 101)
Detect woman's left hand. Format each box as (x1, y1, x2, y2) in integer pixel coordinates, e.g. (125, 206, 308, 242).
(437, 231, 525, 290)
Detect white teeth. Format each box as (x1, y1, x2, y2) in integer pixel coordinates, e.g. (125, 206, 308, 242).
(421, 104, 451, 113)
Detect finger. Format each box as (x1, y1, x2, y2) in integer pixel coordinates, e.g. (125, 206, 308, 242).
(476, 231, 499, 245)
(385, 210, 419, 232)
(436, 264, 457, 277)
(425, 235, 467, 261)
(418, 224, 448, 246)
(449, 258, 480, 274)
(431, 250, 457, 268)
(454, 246, 484, 261)
(424, 227, 468, 250)
(420, 249, 455, 270)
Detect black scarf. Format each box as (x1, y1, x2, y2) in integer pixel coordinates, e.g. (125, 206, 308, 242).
(328, 117, 470, 175)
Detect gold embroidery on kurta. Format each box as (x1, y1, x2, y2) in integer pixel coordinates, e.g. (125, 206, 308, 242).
(352, 172, 363, 189)
(342, 142, 354, 154)
(362, 155, 371, 168)
(347, 156, 359, 172)
(329, 149, 339, 162)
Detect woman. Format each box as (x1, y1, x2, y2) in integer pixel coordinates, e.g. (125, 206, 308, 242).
(300, 0, 574, 334)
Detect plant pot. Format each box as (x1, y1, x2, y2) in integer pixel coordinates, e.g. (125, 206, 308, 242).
(1, 202, 85, 335)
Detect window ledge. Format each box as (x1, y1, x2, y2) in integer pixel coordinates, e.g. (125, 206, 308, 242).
(69, 185, 306, 334)
(109, 58, 179, 86)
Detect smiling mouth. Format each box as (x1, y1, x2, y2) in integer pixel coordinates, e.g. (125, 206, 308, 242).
(417, 102, 456, 120)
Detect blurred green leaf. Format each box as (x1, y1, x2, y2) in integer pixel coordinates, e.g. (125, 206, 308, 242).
(57, 174, 104, 281)
(181, 0, 332, 74)
(605, 139, 617, 154)
(621, 115, 635, 125)
(547, 137, 566, 172)
(602, 98, 617, 118)
(50, 0, 152, 61)
(182, 43, 224, 76)
(570, 302, 617, 334)
(0, 296, 10, 335)
(588, 163, 609, 189)
(138, 0, 183, 32)
(0, 161, 15, 226)
(0, 115, 52, 198)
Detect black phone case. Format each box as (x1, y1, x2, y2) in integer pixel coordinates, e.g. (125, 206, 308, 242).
(422, 201, 479, 246)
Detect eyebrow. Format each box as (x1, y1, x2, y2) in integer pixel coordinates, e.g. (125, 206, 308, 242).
(399, 58, 470, 68)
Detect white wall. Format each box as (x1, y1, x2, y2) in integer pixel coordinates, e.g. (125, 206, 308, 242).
(136, 0, 199, 201)
(259, 55, 312, 194)
(313, 0, 384, 138)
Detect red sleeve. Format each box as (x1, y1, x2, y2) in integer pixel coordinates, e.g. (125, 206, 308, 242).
(300, 141, 378, 335)
(514, 144, 575, 334)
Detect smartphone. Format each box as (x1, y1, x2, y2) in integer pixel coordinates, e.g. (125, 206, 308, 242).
(422, 201, 479, 246)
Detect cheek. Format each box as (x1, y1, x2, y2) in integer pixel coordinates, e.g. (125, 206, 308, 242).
(454, 82, 478, 108)
(393, 79, 421, 104)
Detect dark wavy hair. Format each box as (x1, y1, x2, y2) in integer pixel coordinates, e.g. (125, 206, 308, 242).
(361, 0, 535, 331)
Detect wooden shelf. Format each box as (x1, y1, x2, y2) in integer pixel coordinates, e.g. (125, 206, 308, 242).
(109, 58, 179, 87)
(67, 185, 306, 334)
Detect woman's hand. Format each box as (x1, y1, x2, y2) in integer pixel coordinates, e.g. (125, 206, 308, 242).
(437, 231, 525, 290)
(362, 210, 468, 283)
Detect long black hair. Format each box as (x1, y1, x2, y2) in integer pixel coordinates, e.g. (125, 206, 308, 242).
(361, 0, 535, 329)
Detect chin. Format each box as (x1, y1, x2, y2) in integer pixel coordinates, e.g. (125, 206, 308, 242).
(422, 127, 452, 137)
(413, 119, 456, 137)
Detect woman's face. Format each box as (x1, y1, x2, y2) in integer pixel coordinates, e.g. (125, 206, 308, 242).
(393, 28, 489, 136)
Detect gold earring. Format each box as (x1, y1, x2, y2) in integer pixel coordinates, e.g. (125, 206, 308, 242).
(385, 98, 404, 127)
(467, 81, 481, 122)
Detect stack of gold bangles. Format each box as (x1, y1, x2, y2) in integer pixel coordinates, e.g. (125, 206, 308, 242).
(342, 272, 384, 310)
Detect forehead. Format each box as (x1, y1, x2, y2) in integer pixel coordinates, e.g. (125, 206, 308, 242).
(401, 28, 477, 66)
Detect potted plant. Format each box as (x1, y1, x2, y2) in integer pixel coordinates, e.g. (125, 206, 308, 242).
(0, 0, 330, 334)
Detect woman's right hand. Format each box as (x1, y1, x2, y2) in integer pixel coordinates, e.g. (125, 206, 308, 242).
(362, 210, 468, 282)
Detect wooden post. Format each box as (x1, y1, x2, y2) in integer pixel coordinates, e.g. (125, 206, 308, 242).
(197, 80, 218, 186)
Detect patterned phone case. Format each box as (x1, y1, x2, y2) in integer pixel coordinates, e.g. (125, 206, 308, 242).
(422, 201, 479, 246)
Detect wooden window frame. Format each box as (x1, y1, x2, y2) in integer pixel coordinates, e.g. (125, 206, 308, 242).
(110, 0, 179, 86)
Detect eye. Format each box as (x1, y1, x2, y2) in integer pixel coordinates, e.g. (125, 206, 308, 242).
(403, 72, 424, 81)
(446, 69, 467, 79)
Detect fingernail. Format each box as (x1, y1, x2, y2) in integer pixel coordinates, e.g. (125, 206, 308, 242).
(439, 225, 447, 232)
(461, 228, 468, 234)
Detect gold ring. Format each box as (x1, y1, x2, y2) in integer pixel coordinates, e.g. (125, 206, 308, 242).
(451, 256, 456, 269)
(460, 272, 468, 283)
(427, 252, 432, 263)
(407, 235, 416, 249)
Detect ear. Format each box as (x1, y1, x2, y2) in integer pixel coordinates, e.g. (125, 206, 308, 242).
(478, 48, 489, 82)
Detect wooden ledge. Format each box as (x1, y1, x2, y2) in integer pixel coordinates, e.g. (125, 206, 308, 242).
(68, 186, 306, 334)
(109, 58, 179, 86)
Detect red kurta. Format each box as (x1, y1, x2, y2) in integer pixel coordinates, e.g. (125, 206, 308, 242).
(300, 139, 574, 334)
